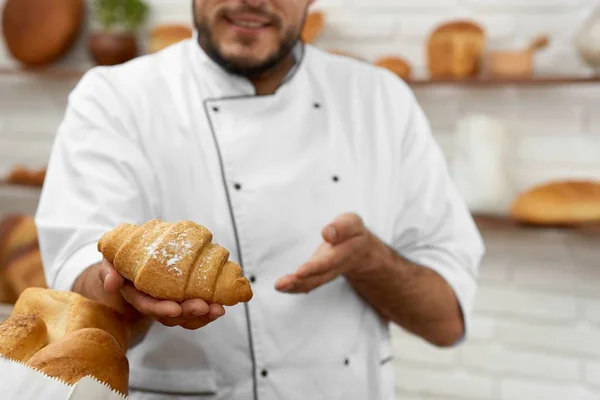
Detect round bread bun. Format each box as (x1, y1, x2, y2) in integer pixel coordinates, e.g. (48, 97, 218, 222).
(148, 24, 194, 54)
(510, 180, 600, 225)
(301, 11, 325, 43)
(374, 56, 412, 80)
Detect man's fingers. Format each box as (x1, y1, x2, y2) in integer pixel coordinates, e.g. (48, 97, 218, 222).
(181, 299, 210, 319)
(179, 317, 212, 330)
(208, 303, 226, 320)
(274, 274, 297, 292)
(121, 282, 182, 319)
(296, 241, 354, 279)
(323, 213, 365, 244)
(159, 304, 225, 330)
(100, 260, 125, 293)
(283, 270, 339, 294)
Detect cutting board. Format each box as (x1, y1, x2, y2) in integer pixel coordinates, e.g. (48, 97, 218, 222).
(2, 0, 85, 66)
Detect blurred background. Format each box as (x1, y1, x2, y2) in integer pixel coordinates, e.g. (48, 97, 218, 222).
(1, 0, 600, 399)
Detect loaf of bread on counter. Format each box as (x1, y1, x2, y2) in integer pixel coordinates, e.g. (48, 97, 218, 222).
(510, 180, 600, 225)
(98, 219, 253, 306)
(26, 328, 129, 396)
(9, 287, 129, 350)
(0, 314, 48, 362)
(0, 288, 131, 395)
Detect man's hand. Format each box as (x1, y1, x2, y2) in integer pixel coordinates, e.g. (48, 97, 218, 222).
(73, 260, 226, 342)
(275, 213, 380, 294)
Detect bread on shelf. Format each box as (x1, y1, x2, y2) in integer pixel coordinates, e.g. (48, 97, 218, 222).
(148, 24, 193, 54)
(510, 180, 600, 225)
(374, 56, 412, 80)
(301, 11, 325, 44)
(25, 327, 129, 396)
(4, 246, 47, 298)
(0, 214, 38, 267)
(0, 214, 47, 302)
(4, 165, 46, 187)
(98, 219, 254, 306)
(427, 20, 486, 79)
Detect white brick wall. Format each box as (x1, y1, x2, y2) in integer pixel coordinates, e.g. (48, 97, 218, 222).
(2, 1, 600, 399)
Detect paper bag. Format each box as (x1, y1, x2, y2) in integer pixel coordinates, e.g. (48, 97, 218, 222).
(0, 355, 128, 400)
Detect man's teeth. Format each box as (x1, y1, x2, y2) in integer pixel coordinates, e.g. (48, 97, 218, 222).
(231, 20, 266, 28)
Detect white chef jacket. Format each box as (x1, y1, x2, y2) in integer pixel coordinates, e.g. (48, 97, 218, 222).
(35, 38, 484, 400)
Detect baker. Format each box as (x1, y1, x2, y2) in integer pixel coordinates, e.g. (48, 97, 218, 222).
(34, 0, 485, 399)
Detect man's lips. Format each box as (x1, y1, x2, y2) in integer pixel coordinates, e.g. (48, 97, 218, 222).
(224, 13, 272, 29)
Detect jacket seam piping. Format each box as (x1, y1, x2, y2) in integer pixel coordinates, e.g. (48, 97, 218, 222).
(200, 44, 308, 400)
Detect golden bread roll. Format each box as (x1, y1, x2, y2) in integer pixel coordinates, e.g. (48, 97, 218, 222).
(427, 20, 485, 79)
(148, 24, 193, 54)
(11, 288, 129, 351)
(510, 180, 600, 225)
(0, 278, 15, 304)
(301, 11, 325, 43)
(0, 314, 48, 362)
(98, 219, 254, 306)
(5, 166, 46, 187)
(0, 214, 38, 268)
(4, 246, 47, 297)
(374, 56, 412, 80)
(25, 327, 129, 396)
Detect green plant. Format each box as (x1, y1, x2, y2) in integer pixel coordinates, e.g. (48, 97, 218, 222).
(93, 0, 150, 31)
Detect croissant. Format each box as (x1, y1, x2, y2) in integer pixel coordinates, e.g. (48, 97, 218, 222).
(97, 219, 254, 306)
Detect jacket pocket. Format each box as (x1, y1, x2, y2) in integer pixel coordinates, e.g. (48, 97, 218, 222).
(129, 367, 218, 395)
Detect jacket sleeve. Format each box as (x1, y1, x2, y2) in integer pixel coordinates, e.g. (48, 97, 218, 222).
(391, 81, 485, 344)
(35, 69, 159, 291)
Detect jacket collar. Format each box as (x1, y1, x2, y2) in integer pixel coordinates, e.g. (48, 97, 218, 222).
(189, 30, 306, 98)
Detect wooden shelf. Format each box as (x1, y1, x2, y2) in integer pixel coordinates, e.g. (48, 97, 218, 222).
(1, 65, 600, 86)
(0, 66, 86, 79)
(473, 213, 600, 235)
(408, 75, 600, 87)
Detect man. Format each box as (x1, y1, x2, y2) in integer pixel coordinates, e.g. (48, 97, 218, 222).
(35, 0, 485, 399)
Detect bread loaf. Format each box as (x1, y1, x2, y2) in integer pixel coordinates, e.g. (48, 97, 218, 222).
(98, 219, 253, 306)
(374, 56, 412, 80)
(0, 214, 38, 268)
(4, 246, 47, 297)
(148, 24, 193, 54)
(510, 180, 600, 225)
(10, 288, 129, 350)
(0, 275, 15, 304)
(427, 20, 485, 79)
(4, 165, 46, 187)
(0, 314, 48, 362)
(301, 11, 325, 43)
(25, 328, 129, 396)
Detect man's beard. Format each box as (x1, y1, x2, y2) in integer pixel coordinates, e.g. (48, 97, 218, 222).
(194, 9, 303, 79)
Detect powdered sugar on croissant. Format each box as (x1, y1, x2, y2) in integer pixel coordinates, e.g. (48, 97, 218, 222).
(97, 219, 253, 306)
